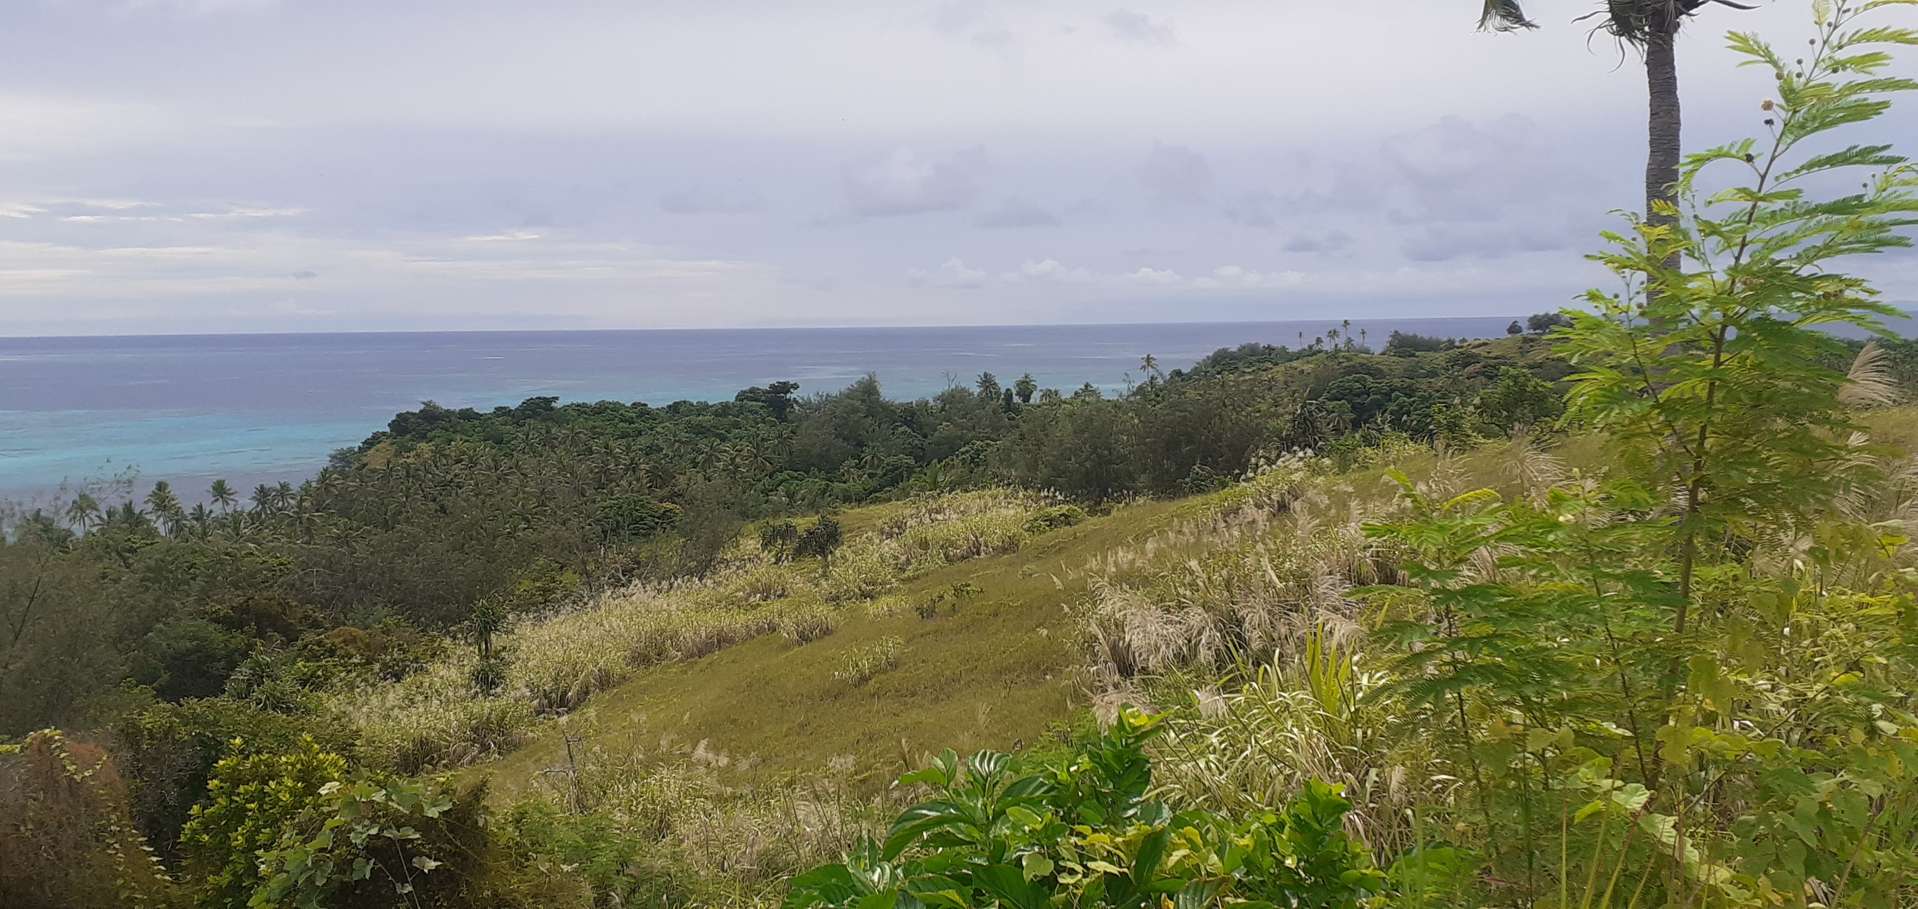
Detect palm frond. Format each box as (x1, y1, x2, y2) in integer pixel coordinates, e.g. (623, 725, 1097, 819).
(1479, 0, 1537, 30)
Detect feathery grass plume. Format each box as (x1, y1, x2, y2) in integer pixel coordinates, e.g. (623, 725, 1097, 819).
(776, 598, 837, 644)
(861, 593, 913, 618)
(330, 654, 535, 772)
(818, 536, 904, 602)
(1840, 341, 1901, 409)
(557, 744, 891, 905)
(831, 637, 903, 686)
(1497, 426, 1566, 501)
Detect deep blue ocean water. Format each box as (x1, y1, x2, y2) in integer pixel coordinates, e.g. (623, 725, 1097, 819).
(0, 318, 1523, 504)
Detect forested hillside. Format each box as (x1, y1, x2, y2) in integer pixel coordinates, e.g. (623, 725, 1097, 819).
(5, 4, 1918, 907)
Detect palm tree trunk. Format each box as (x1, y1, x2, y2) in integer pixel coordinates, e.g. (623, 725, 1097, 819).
(1644, 19, 1681, 234)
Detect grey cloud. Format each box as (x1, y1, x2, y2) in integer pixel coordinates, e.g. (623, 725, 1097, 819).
(1383, 115, 1555, 223)
(932, 0, 1017, 52)
(7, 1, 1909, 334)
(976, 199, 1060, 229)
(1103, 9, 1175, 47)
(1224, 191, 1278, 228)
(289, 269, 318, 279)
(1138, 143, 1212, 208)
(1283, 229, 1355, 254)
(1399, 221, 1579, 262)
(842, 146, 990, 217)
(658, 186, 764, 215)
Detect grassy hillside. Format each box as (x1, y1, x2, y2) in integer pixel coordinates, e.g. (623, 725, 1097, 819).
(473, 495, 1188, 799)
(464, 421, 1616, 801)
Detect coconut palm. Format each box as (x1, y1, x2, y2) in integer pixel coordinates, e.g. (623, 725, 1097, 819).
(251, 483, 277, 515)
(209, 478, 237, 513)
(1139, 354, 1163, 385)
(1014, 373, 1038, 405)
(63, 493, 101, 532)
(144, 481, 184, 536)
(188, 503, 213, 539)
(1478, 0, 1756, 234)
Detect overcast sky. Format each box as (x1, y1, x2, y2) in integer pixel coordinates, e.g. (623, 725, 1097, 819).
(2, 0, 1912, 336)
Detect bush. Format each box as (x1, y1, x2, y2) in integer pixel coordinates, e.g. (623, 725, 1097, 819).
(1022, 504, 1087, 534)
(1382, 331, 1455, 356)
(786, 710, 1384, 908)
(179, 737, 347, 909)
(794, 514, 844, 562)
(0, 730, 179, 909)
(757, 520, 800, 562)
(113, 696, 326, 859)
(252, 774, 502, 909)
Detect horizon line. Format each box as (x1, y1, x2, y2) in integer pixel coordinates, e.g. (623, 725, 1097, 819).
(0, 313, 1553, 343)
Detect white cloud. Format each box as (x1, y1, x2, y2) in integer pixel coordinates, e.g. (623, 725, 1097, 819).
(1126, 266, 1182, 286)
(460, 230, 544, 242)
(907, 257, 989, 289)
(1192, 264, 1305, 290)
(1004, 258, 1093, 284)
(187, 206, 308, 219)
(111, 0, 283, 15)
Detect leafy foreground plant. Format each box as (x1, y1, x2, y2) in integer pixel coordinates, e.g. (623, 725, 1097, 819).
(784, 709, 1390, 909)
(1350, 4, 1918, 904)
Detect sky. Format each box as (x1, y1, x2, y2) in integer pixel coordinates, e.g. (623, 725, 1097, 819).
(1, 0, 1913, 336)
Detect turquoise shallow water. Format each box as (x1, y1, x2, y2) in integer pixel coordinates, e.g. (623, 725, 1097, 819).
(0, 319, 1521, 505)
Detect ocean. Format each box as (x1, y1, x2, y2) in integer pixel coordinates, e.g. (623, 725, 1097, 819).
(0, 318, 1523, 505)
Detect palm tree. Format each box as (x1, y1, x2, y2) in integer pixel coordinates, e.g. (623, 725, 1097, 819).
(1014, 373, 1038, 405)
(209, 479, 237, 513)
(189, 503, 213, 539)
(251, 483, 276, 514)
(1479, 0, 1754, 236)
(1139, 354, 1163, 385)
(145, 481, 184, 536)
(64, 493, 101, 533)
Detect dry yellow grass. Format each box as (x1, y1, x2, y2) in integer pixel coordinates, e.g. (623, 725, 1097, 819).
(334, 487, 1064, 772)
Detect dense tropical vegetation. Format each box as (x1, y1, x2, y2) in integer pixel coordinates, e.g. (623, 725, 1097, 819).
(4, 2, 1916, 906)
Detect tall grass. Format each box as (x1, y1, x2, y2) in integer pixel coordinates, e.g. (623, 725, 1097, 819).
(541, 743, 893, 907)
(335, 487, 1062, 772)
(329, 655, 536, 774)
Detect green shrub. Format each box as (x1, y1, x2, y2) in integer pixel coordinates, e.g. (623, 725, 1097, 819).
(794, 514, 844, 562)
(179, 737, 347, 909)
(786, 709, 1384, 908)
(113, 696, 327, 858)
(1023, 504, 1087, 534)
(252, 775, 498, 909)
